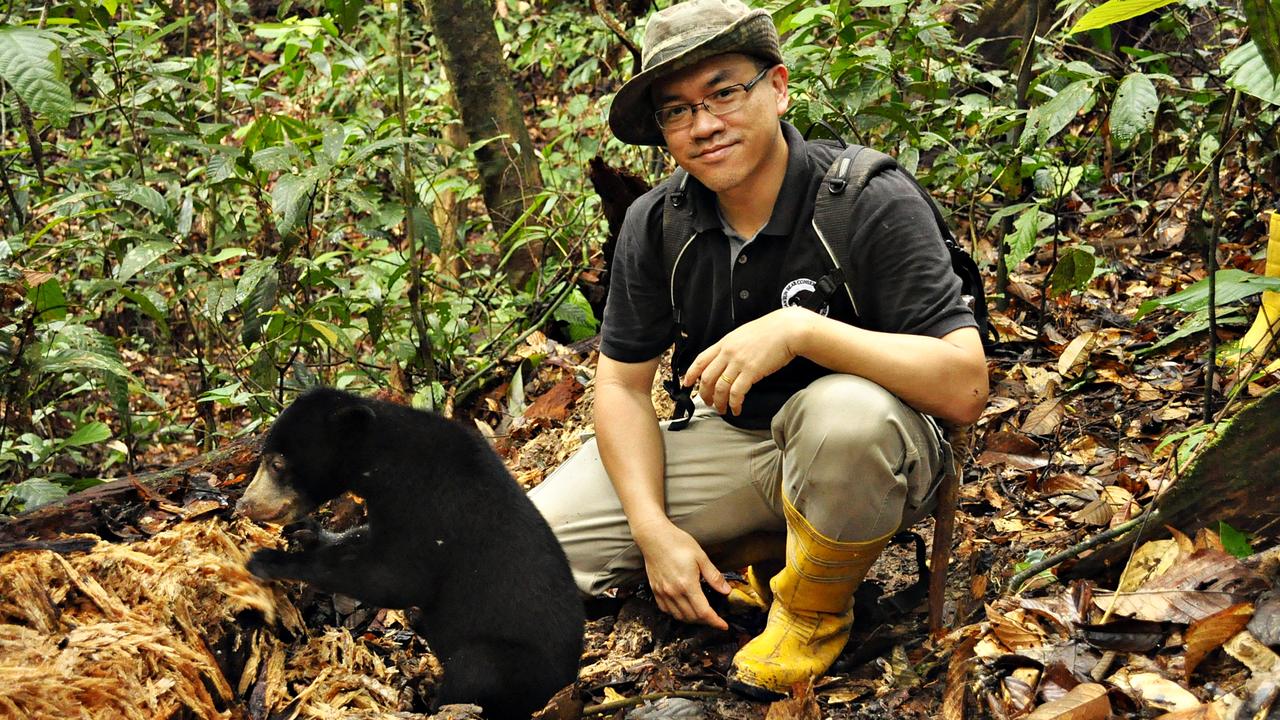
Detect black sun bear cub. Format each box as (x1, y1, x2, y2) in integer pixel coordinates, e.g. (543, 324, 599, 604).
(236, 388, 584, 719)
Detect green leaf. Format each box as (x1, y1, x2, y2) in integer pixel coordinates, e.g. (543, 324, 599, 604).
(28, 278, 67, 322)
(1110, 72, 1159, 149)
(413, 207, 441, 254)
(117, 241, 172, 282)
(1218, 521, 1254, 558)
(62, 421, 112, 448)
(271, 169, 323, 235)
(1034, 164, 1085, 199)
(1068, 0, 1182, 34)
(1005, 206, 1050, 270)
(1134, 269, 1280, 320)
(1027, 80, 1096, 146)
(1242, 0, 1280, 77)
(1050, 246, 1097, 296)
(322, 124, 346, 165)
(4, 478, 68, 511)
(208, 151, 237, 183)
(34, 348, 134, 380)
(100, 0, 119, 15)
(241, 269, 279, 347)
(202, 278, 238, 320)
(110, 181, 173, 223)
(0, 27, 72, 128)
(1223, 41, 1280, 106)
(553, 288, 600, 342)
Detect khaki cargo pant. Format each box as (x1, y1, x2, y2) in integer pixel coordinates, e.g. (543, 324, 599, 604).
(529, 373, 950, 597)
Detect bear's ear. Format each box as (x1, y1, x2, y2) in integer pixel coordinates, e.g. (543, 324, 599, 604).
(330, 403, 376, 430)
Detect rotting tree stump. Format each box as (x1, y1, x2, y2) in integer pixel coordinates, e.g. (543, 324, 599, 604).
(0, 434, 262, 547)
(1065, 387, 1280, 579)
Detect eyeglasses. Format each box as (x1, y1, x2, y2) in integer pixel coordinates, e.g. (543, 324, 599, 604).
(653, 66, 775, 132)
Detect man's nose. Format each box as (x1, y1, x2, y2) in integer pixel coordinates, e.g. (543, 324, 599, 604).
(688, 104, 726, 137)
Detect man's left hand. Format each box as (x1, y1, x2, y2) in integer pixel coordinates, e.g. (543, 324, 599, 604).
(682, 306, 812, 416)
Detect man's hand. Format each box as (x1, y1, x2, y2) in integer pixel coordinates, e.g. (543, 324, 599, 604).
(632, 519, 731, 630)
(681, 307, 812, 415)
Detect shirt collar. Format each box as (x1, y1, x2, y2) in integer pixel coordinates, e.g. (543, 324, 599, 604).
(687, 121, 810, 237)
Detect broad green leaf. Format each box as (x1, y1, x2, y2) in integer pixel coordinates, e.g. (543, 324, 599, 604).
(117, 241, 172, 282)
(1034, 165, 1085, 199)
(413, 207, 441, 255)
(241, 270, 279, 347)
(0, 27, 72, 127)
(4, 478, 68, 510)
(1219, 521, 1254, 558)
(208, 152, 236, 183)
(271, 169, 323, 235)
(109, 181, 172, 223)
(202, 278, 238, 320)
(34, 348, 134, 380)
(553, 287, 600, 343)
(1005, 207, 1051, 270)
(305, 319, 340, 347)
(177, 194, 194, 236)
(1134, 269, 1280, 319)
(101, 0, 120, 15)
(63, 421, 112, 448)
(1135, 308, 1247, 355)
(1069, 0, 1181, 34)
(1110, 73, 1159, 148)
(28, 278, 67, 322)
(1050, 246, 1097, 296)
(322, 124, 346, 165)
(1223, 41, 1280, 106)
(1242, 0, 1280, 77)
(236, 259, 276, 305)
(1027, 80, 1096, 146)
(252, 146, 295, 173)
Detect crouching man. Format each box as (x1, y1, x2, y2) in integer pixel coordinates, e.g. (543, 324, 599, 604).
(531, 0, 988, 699)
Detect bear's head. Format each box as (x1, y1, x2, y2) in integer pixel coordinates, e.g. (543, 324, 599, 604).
(236, 388, 375, 524)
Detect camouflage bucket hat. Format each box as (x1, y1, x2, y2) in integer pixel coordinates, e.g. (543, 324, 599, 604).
(608, 0, 782, 147)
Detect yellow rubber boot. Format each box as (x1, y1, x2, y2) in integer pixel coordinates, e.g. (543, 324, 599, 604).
(728, 499, 893, 699)
(1235, 211, 1280, 372)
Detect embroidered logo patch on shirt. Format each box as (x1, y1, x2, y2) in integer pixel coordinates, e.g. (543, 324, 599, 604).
(780, 278, 830, 316)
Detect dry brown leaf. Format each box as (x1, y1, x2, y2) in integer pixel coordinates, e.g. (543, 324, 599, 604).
(764, 681, 821, 720)
(989, 607, 1047, 650)
(521, 376, 584, 426)
(1058, 332, 1096, 378)
(1223, 630, 1280, 674)
(1185, 603, 1254, 679)
(981, 396, 1021, 421)
(943, 636, 977, 720)
(975, 432, 1050, 469)
(1025, 682, 1111, 720)
(1022, 397, 1066, 436)
(1152, 701, 1226, 720)
(1127, 673, 1200, 712)
(1100, 549, 1264, 623)
(1070, 497, 1115, 526)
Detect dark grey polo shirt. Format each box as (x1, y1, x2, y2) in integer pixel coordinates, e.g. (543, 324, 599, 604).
(601, 122, 976, 429)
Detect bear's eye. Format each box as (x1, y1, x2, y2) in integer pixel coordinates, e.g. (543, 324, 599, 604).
(270, 455, 287, 473)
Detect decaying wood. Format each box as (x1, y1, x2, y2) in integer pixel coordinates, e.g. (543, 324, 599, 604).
(0, 434, 262, 544)
(1065, 388, 1280, 579)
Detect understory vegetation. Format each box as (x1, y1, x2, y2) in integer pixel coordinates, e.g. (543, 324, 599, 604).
(0, 0, 1277, 513)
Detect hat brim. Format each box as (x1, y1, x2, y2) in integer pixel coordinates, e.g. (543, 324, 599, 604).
(608, 11, 782, 147)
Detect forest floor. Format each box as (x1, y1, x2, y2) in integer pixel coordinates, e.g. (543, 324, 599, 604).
(2, 172, 1280, 719)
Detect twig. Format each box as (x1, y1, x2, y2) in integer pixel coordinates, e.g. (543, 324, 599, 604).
(591, 0, 641, 75)
(583, 690, 724, 716)
(1008, 511, 1161, 591)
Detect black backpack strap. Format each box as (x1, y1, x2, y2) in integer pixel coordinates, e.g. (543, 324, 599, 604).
(661, 169, 697, 430)
(808, 144, 898, 315)
(812, 145, 998, 350)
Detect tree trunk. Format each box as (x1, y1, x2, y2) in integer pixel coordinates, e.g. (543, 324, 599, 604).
(1065, 387, 1280, 578)
(0, 434, 262, 544)
(423, 0, 545, 287)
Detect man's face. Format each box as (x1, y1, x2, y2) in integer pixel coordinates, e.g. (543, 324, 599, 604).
(651, 53, 790, 194)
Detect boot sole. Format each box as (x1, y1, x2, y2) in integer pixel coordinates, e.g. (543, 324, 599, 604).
(726, 676, 787, 702)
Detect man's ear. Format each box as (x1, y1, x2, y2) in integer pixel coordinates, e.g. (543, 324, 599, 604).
(330, 403, 376, 430)
(770, 64, 790, 115)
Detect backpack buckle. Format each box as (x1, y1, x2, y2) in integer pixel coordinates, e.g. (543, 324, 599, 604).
(663, 379, 695, 431)
(827, 178, 847, 195)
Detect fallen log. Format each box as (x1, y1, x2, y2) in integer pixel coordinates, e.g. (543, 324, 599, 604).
(0, 434, 262, 544)
(1063, 386, 1280, 579)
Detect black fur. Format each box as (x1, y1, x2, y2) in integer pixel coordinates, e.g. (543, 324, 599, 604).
(243, 388, 584, 719)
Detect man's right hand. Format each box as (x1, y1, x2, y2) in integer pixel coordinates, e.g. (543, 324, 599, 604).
(633, 519, 731, 630)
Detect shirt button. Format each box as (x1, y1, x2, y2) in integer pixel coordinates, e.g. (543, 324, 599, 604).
(739, 290, 750, 300)
(737, 254, 748, 264)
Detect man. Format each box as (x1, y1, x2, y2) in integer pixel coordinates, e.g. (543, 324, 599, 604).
(530, 0, 988, 699)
